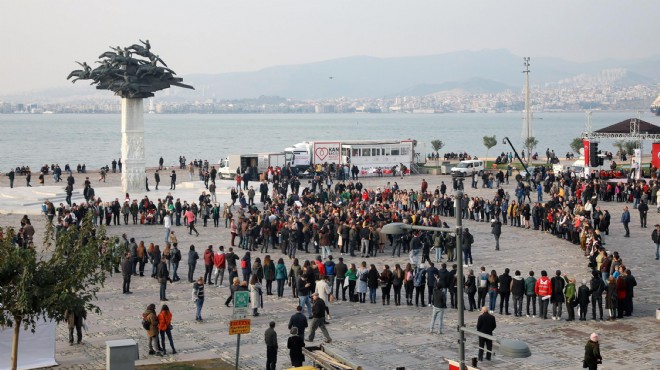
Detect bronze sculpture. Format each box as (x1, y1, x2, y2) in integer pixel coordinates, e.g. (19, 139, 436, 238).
(68, 41, 193, 98)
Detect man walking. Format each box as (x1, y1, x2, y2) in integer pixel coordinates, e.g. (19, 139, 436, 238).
(491, 218, 502, 250)
(476, 306, 497, 362)
(288, 305, 309, 339)
(307, 293, 332, 343)
(264, 321, 278, 370)
(621, 206, 630, 237)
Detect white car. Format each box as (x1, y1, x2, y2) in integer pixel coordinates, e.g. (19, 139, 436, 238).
(451, 160, 485, 176)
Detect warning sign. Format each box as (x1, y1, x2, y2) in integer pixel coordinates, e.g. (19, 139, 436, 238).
(229, 319, 251, 335)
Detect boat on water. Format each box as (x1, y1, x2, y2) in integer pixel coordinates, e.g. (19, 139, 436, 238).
(651, 94, 660, 116)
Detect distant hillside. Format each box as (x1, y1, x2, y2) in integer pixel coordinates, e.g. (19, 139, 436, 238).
(4, 49, 660, 102)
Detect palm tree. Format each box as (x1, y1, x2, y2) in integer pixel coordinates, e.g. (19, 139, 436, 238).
(570, 137, 583, 155)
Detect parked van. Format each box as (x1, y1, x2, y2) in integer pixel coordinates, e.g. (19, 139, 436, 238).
(451, 160, 484, 176)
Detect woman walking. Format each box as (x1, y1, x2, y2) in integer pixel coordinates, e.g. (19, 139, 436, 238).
(158, 304, 176, 355)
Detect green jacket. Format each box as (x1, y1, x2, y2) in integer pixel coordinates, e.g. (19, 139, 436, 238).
(524, 276, 536, 296)
(346, 269, 357, 281)
(564, 282, 576, 302)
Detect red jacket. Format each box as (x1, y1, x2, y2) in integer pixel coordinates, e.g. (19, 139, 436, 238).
(204, 249, 213, 265)
(616, 276, 626, 300)
(535, 276, 552, 296)
(315, 260, 326, 276)
(214, 252, 226, 268)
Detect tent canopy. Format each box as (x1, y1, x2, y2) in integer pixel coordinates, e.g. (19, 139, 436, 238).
(594, 118, 660, 135)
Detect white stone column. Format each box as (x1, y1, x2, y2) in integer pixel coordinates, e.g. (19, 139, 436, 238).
(121, 98, 145, 194)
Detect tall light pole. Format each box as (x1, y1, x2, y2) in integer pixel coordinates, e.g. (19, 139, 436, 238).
(522, 57, 532, 163)
(381, 176, 530, 369)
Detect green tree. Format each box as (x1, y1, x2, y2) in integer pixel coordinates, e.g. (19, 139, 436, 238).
(623, 141, 637, 155)
(483, 135, 497, 164)
(524, 136, 539, 162)
(570, 137, 583, 154)
(0, 215, 111, 370)
(430, 139, 444, 158)
(613, 140, 625, 156)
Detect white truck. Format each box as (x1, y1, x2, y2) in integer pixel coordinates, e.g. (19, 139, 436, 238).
(284, 139, 415, 175)
(218, 152, 286, 180)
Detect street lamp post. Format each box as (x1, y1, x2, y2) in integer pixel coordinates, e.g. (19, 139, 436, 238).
(381, 179, 530, 369)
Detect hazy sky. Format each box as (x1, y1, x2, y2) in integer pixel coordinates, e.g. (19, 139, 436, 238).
(1, 0, 658, 95)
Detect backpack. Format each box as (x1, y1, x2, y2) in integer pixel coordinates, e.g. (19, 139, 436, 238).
(359, 271, 368, 282)
(241, 259, 247, 269)
(141, 314, 150, 331)
(479, 273, 488, 288)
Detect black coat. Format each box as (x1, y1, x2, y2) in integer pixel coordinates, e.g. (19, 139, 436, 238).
(476, 312, 497, 335)
(287, 312, 308, 336)
(287, 335, 306, 364)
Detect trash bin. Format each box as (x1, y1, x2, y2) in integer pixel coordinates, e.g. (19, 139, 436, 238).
(106, 339, 139, 370)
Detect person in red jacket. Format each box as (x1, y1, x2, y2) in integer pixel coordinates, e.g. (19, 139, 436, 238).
(534, 270, 552, 320)
(214, 245, 226, 287)
(203, 245, 214, 285)
(158, 304, 176, 355)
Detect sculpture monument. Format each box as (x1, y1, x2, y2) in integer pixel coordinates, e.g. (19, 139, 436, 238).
(68, 40, 193, 193)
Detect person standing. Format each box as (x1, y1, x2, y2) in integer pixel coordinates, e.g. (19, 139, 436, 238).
(498, 268, 512, 315)
(550, 270, 566, 320)
(334, 257, 348, 301)
(192, 277, 205, 321)
(307, 293, 332, 343)
(170, 241, 181, 282)
(213, 246, 226, 287)
(524, 270, 537, 318)
(265, 321, 278, 370)
(577, 279, 591, 321)
(163, 212, 172, 243)
(158, 304, 176, 355)
(510, 270, 525, 317)
(187, 245, 199, 283)
(159, 156, 164, 170)
(7, 169, 15, 188)
(65, 307, 86, 345)
(154, 170, 160, 190)
(157, 258, 171, 301)
(583, 333, 603, 370)
(564, 277, 577, 321)
(491, 218, 502, 250)
(652, 224, 660, 260)
(297, 274, 313, 317)
(476, 306, 497, 362)
(430, 283, 447, 334)
(590, 271, 606, 321)
(122, 252, 133, 294)
(287, 327, 306, 367)
(203, 245, 214, 285)
(638, 200, 648, 228)
(534, 270, 552, 319)
(170, 170, 176, 190)
(620, 206, 630, 237)
(143, 303, 162, 355)
(623, 269, 637, 316)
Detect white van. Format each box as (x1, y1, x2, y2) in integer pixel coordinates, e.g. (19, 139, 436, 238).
(451, 160, 485, 176)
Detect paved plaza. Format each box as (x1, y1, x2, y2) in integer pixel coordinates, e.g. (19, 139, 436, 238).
(0, 169, 659, 370)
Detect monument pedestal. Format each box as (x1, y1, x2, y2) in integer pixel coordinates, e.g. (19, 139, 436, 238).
(120, 98, 145, 194)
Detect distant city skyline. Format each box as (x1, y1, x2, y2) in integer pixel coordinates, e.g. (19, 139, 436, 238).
(1, 0, 658, 95)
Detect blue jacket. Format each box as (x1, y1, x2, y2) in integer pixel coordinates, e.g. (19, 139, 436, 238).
(620, 211, 630, 224)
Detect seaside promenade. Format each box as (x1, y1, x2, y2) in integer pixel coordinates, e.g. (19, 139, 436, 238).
(0, 169, 658, 369)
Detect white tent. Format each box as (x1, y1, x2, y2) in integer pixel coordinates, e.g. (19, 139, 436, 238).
(0, 319, 57, 370)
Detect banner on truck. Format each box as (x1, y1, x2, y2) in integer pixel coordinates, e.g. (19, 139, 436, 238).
(314, 142, 341, 164)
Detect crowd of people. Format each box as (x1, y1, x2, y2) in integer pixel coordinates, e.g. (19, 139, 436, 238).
(8, 154, 653, 368)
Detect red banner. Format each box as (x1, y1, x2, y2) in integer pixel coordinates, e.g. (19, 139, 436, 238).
(652, 143, 660, 169)
(583, 140, 590, 167)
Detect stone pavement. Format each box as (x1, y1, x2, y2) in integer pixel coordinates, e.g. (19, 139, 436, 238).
(1, 172, 659, 370)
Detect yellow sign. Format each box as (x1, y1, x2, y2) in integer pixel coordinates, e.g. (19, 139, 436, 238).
(229, 319, 251, 335)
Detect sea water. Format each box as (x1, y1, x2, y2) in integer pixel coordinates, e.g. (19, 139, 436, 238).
(0, 112, 647, 170)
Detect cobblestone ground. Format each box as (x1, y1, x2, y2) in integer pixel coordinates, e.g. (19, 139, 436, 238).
(2, 172, 659, 370)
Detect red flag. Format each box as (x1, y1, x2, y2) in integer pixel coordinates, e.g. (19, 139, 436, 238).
(652, 143, 660, 169)
(583, 140, 590, 167)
